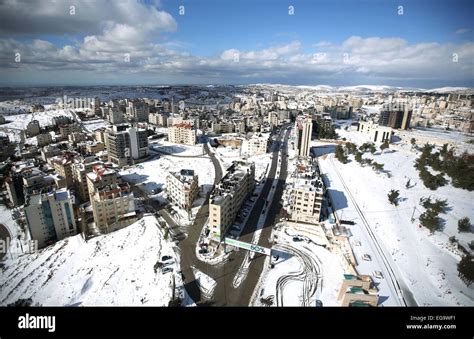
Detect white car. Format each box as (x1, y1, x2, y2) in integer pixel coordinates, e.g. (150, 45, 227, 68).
(373, 271, 384, 279)
(362, 254, 372, 261)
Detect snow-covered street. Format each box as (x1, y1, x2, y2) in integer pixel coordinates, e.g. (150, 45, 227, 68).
(314, 126, 474, 306)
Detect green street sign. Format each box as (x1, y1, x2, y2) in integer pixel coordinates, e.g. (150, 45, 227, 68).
(224, 237, 271, 256)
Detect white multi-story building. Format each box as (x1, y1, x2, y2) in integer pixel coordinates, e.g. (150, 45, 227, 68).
(357, 121, 393, 143)
(24, 188, 77, 249)
(72, 157, 104, 203)
(86, 165, 121, 198)
(295, 115, 313, 157)
(289, 161, 324, 224)
(105, 124, 148, 166)
(168, 123, 196, 145)
(128, 127, 148, 160)
(108, 106, 124, 124)
(167, 115, 183, 127)
(243, 134, 269, 156)
(209, 161, 255, 240)
(59, 124, 81, 138)
(91, 181, 136, 234)
(127, 101, 149, 122)
(166, 169, 199, 211)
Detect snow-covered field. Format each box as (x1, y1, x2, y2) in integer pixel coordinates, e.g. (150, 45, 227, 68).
(313, 129, 474, 306)
(120, 155, 215, 194)
(82, 118, 107, 132)
(214, 146, 271, 181)
(1, 109, 74, 130)
(0, 216, 181, 306)
(252, 223, 345, 307)
(214, 146, 240, 168)
(149, 140, 205, 157)
(192, 266, 216, 299)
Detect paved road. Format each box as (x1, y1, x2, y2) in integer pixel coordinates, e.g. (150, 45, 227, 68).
(328, 154, 417, 306)
(0, 223, 11, 261)
(176, 139, 224, 304)
(210, 125, 291, 306)
(137, 128, 291, 306)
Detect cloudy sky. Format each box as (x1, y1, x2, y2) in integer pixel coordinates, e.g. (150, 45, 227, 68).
(0, 0, 473, 87)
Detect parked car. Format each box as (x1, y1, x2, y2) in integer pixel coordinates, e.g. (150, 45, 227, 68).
(362, 254, 372, 261)
(340, 220, 356, 225)
(292, 236, 303, 242)
(161, 255, 173, 262)
(162, 267, 173, 274)
(373, 271, 384, 279)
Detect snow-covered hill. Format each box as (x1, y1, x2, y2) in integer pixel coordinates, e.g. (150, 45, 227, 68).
(426, 87, 473, 94)
(0, 216, 181, 306)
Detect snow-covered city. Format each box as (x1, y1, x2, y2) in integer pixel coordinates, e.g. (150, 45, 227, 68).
(0, 84, 472, 309)
(0, 0, 472, 337)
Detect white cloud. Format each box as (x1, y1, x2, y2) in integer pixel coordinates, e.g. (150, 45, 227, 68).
(1, 24, 473, 85)
(455, 28, 470, 35)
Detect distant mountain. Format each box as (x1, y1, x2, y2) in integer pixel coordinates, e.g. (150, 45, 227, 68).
(263, 84, 424, 93)
(425, 87, 473, 94)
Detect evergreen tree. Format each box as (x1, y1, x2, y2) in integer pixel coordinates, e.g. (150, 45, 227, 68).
(419, 209, 440, 233)
(380, 140, 389, 153)
(335, 145, 348, 164)
(458, 217, 472, 233)
(387, 189, 400, 206)
(458, 254, 474, 287)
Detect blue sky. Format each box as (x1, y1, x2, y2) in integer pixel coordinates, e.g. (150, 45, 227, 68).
(163, 0, 473, 55)
(0, 0, 472, 87)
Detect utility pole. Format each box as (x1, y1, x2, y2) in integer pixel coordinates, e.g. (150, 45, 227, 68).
(411, 206, 416, 223)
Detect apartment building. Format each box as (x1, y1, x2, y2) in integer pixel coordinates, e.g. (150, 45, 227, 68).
(26, 120, 41, 137)
(36, 133, 53, 147)
(95, 128, 106, 143)
(128, 127, 149, 160)
(209, 161, 255, 240)
(4, 164, 60, 207)
(289, 160, 324, 224)
(127, 101, 149, 122)
(86, 164, 120, 198)
(212, 121, 234, 134)
(105, 124, 148, 166)
(50, 153, 76, 188)
(338, 274, 379, 307)
(243, 134, 269, 156)
(379, 104, 412, 130)
(41, 143, 63, 162)
(167, 115, 183, 127)
(357, 121, 393, 143)
(166, 169, 199, 211)
(24, 188, 77, 249)
(72, 157, 104, 203)
(149, 112, 169, 126)
(68, 132, 86, 145)
(108, 106, 124, 124)
(91, 181, 136, 234)
(59, 124, 81, 138)
(85, 141, 105, 154)
(295, 115, 313, 157)
(168, 123, 196, 145)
